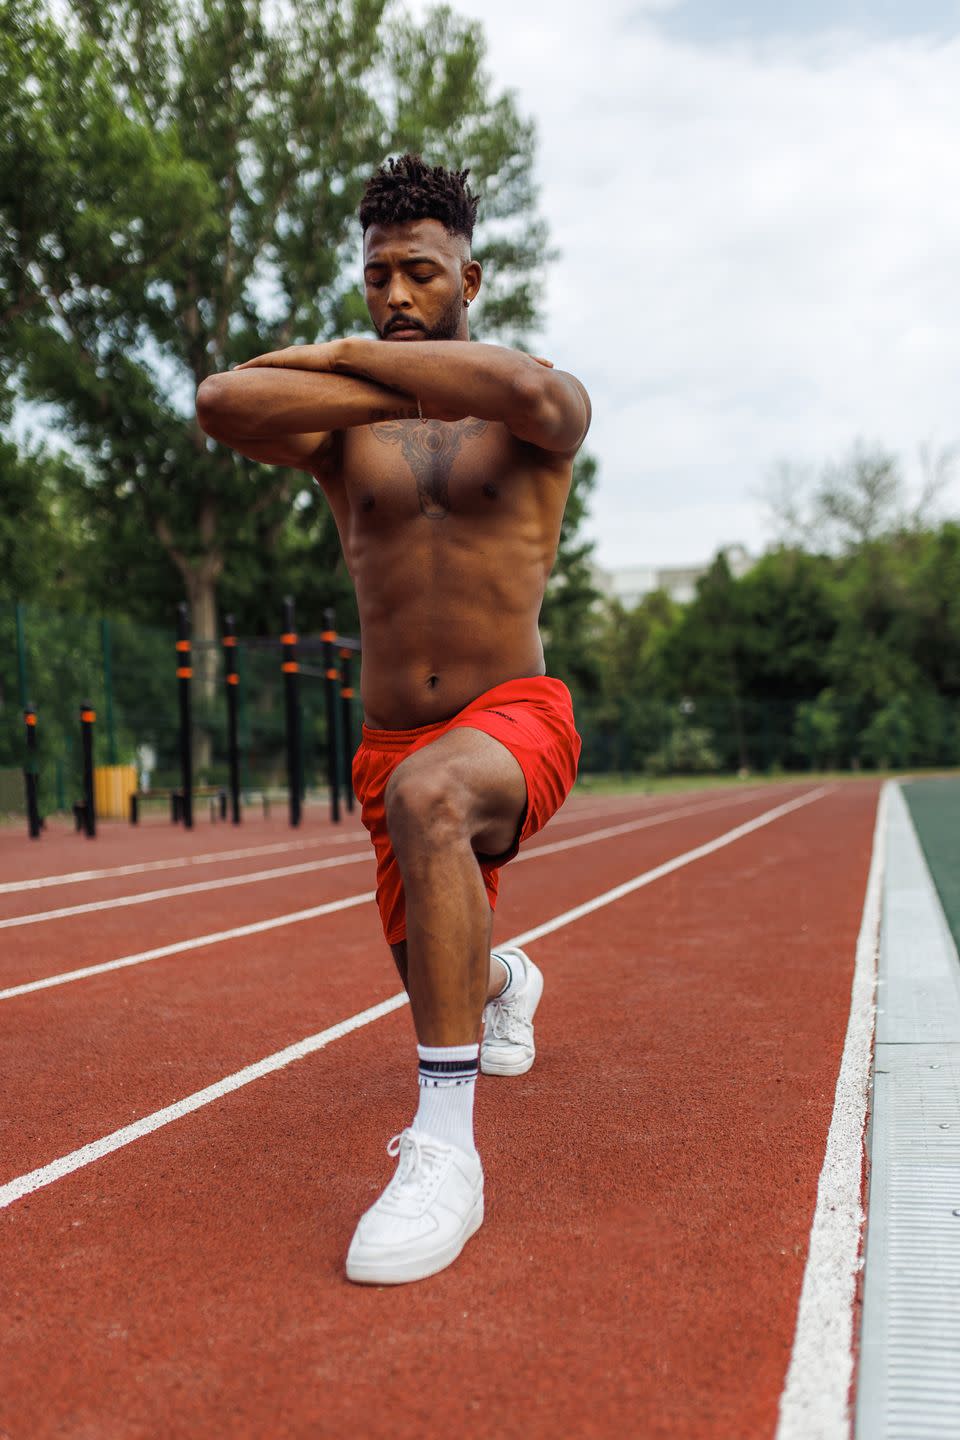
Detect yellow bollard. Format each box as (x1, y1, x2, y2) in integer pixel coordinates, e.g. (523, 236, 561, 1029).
(93, 764, 137, 820)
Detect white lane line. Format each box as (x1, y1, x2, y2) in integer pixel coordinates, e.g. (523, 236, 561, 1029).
(509, 786, 830, 946)
(0, 785, 768, 895)
(0, 890, 377, 1001)
(0, 992, 410, 1211)
(0, 785, 829, 1209)
(0, 793, 639, 895)
(515, 787, 777, 863)
(542, 784, 767, 830)
(775, 781, 889, 1440)
(0, 852, 374, 930)
(546, 795, 690, 827)
(1, 785, 779, 931)
(0, 791, 812, 999)
(0, 831, 367, 895)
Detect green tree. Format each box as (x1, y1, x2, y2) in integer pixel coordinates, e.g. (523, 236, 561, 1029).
(732, 548, 836, 701)
(1, 0, 550, 649)
(657, 551, 750, 768)
(890, 522, 960, 697)
(539, 451, 602, 693)
(859, 694, 915, 770)
(793, 689, 844, 770)
(762, 442, 950, 552)
(827, 540, 925, 714)
(0, 437, 75, 602)
(816, 444, 903, 549)
(643, 721, 719, 777)
(594, 587, 678, 699)
(580, 588, 679, 770)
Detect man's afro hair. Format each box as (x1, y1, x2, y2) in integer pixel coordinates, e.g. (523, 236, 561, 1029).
(359, 154, 479, 241)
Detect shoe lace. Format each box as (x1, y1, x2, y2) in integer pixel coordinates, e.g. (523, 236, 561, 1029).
(489, 993, 531, 1044)
(382, 1129, 445, 1210)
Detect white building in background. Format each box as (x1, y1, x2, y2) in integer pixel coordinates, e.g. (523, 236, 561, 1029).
(591, 543, 755, 609)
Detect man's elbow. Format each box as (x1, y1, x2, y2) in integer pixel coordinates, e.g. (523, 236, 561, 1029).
(510, 369, 564, 443)
(513, 376, 586, 450)
(195, 373, 236, 437)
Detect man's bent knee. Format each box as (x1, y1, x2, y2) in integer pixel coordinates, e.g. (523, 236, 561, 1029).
(384, 763, 469, 853)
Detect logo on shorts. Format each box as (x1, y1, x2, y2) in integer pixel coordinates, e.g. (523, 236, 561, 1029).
(487, 710, 518, 724)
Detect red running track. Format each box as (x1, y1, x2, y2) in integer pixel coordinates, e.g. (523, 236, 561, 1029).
(0, 780, 880, 1438)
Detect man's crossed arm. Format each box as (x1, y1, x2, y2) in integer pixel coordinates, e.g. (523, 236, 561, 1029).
(195, 364, 418, 473)
(196, 338, 590, 471)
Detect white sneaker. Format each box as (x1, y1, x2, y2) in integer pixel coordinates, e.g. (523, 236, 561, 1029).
(481, 947, 544, 1076)
(345, 1129, 484, 1285)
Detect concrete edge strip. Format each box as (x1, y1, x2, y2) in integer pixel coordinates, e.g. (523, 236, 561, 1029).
(854, 780, 960, 1440)
(0, 785, 828, 1210)
(775, 779, 890, 1440)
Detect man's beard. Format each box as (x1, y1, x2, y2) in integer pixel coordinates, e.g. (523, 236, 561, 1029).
(380, 288, 464, 341)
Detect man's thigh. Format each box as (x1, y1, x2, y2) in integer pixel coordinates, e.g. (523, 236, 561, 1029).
(388, 725, 527, 857)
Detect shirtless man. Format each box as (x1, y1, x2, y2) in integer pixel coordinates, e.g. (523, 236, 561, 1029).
(196, 155, 591, 1285)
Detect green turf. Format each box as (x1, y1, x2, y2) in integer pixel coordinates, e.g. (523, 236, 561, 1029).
(574, 766, 960, 797)
(903, 777, 960, 956)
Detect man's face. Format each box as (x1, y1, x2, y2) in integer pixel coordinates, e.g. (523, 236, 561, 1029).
(362, 218, 480, 342)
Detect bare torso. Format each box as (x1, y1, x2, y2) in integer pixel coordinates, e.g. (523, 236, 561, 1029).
(315, 417, 574, 728)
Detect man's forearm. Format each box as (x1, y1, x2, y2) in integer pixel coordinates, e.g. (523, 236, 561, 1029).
(332, 338, 541, 423)
(196, 366, 418, 438)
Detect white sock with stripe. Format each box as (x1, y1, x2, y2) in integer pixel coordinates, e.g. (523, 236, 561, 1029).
(412, 1043, 479, 1156)
(491, 948, 525, 1002)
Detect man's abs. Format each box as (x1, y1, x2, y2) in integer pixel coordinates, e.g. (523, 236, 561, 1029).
(315, 416, 572, 728)
(359, 640, 548, 730)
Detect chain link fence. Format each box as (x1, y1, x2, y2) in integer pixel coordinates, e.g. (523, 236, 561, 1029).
(3, 600, 959, 819)
(575, 690, 960, 777)
(0, 601, 352, 818)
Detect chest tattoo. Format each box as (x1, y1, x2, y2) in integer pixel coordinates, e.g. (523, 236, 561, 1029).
(370, 418, 489, 518)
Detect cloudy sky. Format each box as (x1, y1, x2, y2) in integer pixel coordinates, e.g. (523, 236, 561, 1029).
(411, 0, 960, 570)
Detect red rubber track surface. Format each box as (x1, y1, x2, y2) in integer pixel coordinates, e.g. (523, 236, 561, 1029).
(0, 781, 879, 1439)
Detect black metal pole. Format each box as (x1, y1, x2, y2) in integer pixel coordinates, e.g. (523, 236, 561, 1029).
(176, 602, 193, 829)
(80, 701, 96, 838)
(339, 648, 355, 814)
(322, 608, 341, 824)
(223, 614, 241, 824)
(282, 597, 302, 827)
(24, 706, 41, 839)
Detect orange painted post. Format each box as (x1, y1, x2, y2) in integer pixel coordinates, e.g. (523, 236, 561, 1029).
(322, 608, 341, 824)
(339, 648, 355, 815)
(79, 702, 96, 837)
(223, 614, 241, 824)
(24, 706, 41, 839)
(282, 597, 302, 827)
(176, 603, 193, 829)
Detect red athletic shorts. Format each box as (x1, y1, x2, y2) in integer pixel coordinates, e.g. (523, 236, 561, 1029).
(352, 676, 581, 945)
